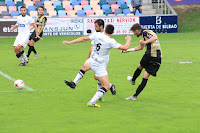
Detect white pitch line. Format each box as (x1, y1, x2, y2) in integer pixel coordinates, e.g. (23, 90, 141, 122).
(0, 71, 35, 91)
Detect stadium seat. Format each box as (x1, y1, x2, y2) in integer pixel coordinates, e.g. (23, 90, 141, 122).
(86, 10, 94, 16)
(108, 14, 115, 16)
(126, 0, 131, 6)
(58, 10, 66, 17)
(35, 1, 43, 9)
(64, 5, 73, 11)
(14, 0, 22, 4)
(46, 5, 54, 13)
(44, 1, 52, 8)
(53, 1, 61, 8)
(5, 0, 13, 4)
(0, 6, 7, 13)
(24, 1, 33, 8)
(7, 1, 15, 9)
(102, 4, 109, 12)
(95, 9, 103, 16)
(0, 1, 6, 6)
(1, 11, 10, 16)
(3, 16, 11, 18)
(67, 10, 76, 17)
(48, 10, 56, 17)
(99, 0, 106, 8)
(91, 5, 100, 10)
(74, 5, 82, 11)
(111, 4, 119, 12)
(43, 10, 48, 15)
(83, 5, 91, 13)
(98, 14, 106, 16)
(117, 0, 125, 7)
(42, 0, 49, 4)
(16, 1, 24, 8)
(114, 9, 122, 15)
(33, 0, 40, 5)
(29, 10, 37, 17)
(63, 1, 70, 8)
(9, 6, 17, 14)
(116, 13, 124, 16)
(126, 13, 134, 16)
(120, 4, 128, 11)
(72, 0, 80, 8)
(28, 6, 36, 14)
(81, 0, 88, 7)
(77, 10, 85, 17)
(11, 10, 18, 17)
(90, 0, 98, 7)
(105, 9, 112, 16)
(123, 9, 131, 15)
(108, 0, 117, 6)
(135, 10, 143, 16)
(56, 5, 64, 12)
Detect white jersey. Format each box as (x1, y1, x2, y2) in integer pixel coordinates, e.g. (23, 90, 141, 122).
(89, 32, 121, 63)
(16, 15, 34, 35)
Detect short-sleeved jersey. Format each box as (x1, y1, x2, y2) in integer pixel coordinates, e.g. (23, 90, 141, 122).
(34, 15, 47, 32)
(89, 32, 121, 62)
(142, 29, 162, 58)
(16, 15, 34, 34)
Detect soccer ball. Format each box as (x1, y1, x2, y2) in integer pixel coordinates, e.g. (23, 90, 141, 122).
(14, 79, 25, 90)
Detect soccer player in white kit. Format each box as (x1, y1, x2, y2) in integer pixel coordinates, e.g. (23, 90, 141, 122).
(64, 19, 116, 101)
(62, 24, 131, 107)
(9, 6, 42, 66)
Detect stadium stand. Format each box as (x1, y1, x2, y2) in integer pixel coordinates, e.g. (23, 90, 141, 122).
(11, 10, 19, 17)
(0, 0, 157, 17)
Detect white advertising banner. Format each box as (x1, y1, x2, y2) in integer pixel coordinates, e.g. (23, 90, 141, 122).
(83, 16, 139, 35)
(43, 17, 83, 36)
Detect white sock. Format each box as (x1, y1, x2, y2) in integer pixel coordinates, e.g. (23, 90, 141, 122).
(18, 56, 24, 63)
(90, 87, 107, 103)
(73, 70, 85, 85)
(22, 52, 28, 62)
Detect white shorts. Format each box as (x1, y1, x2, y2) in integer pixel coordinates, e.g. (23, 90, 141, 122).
(13, 34, 29, 48)
(88, 57, 109, 77)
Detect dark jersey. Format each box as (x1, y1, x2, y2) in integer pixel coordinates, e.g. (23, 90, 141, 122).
(34, 15, 47, 32)
(142, 30, 162, 58)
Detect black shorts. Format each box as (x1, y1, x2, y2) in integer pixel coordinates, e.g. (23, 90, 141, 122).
(29, 31, 43, 42)
(140, 54, 161, 76)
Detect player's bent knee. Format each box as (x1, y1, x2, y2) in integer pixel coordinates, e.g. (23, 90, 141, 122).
(94, 75, 98, 80)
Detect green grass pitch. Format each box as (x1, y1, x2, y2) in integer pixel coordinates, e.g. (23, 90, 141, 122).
(0, 33, 200, 133)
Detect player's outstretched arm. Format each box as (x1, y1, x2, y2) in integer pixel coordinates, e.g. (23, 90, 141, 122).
(9, 24, 18, 31)
(62, 36, 90, 45)
(121, 45, 144, 54)
(118, 35, 132, 50)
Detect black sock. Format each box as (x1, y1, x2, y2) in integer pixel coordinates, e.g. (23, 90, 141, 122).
(27, 46, 33, 57)
(80, 69, 85, 75)
(132, 68, 142, 81)
(32, 46, 37, 54)
(134, 78, 148, 97)
(16, 50, 24, 58)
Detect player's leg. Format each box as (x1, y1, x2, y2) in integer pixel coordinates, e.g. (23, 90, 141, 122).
(95, 74, 116, 96)
(127, 64, 143, 85)
(27, 40, 35, 58)
(126, 71, 150, 100)
(14, 44, 26, 66)
(88, 75, 110, 107)
(64, 60, 91, 89)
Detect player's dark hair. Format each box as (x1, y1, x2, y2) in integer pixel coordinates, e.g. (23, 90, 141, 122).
(130, 23, 142, 31)
(20, 6, 26, 10)
(94, 19, 104, 28)
(105, 24, 114, 35)
(38, 6, 44, 10)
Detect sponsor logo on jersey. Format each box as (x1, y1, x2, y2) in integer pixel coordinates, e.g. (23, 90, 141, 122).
(19, 24, 25, 27)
